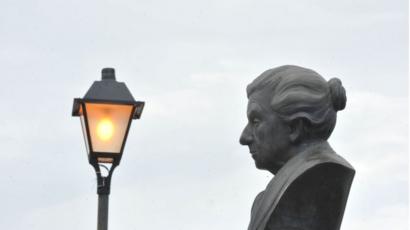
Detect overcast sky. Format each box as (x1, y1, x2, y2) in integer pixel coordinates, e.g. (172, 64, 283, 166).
(0, 0, 408, 229)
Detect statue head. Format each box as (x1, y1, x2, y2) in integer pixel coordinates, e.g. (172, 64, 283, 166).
(239, 65, 347, 174)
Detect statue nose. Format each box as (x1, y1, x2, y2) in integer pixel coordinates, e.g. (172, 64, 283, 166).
(240, 125, 252, 145)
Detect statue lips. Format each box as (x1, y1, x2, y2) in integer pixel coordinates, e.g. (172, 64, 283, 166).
(250, 150, 257, 159)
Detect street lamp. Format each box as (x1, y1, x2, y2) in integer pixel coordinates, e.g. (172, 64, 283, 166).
(72, 68, 144, 230)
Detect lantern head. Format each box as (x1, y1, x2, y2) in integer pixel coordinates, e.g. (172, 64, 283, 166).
(72, 68, 144, 166)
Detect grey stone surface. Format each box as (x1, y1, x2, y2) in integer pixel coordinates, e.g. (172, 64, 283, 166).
(240, 65, 355, 230)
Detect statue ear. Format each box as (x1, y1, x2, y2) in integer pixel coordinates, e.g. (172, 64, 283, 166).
(289, 118, 306, 143)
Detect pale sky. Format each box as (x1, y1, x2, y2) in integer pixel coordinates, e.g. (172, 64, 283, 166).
(0, 0, 408, 229)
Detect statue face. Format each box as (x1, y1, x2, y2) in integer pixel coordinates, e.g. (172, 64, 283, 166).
(239, 92, 292, 173)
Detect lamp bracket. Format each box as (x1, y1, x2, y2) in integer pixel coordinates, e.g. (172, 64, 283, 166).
(92, 162, 118, 195)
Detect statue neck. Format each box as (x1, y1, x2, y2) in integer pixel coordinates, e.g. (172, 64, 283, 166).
(268, 140, 332, 175)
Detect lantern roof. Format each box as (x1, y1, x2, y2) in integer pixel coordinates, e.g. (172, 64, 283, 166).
(84, 68, 136, 103)
(72, 68, 144, 119)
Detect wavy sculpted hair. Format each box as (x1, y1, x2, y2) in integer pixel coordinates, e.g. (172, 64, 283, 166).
(247, 65, 346, 141)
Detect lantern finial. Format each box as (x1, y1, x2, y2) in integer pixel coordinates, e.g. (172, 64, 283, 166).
(102, 68, 116, 80)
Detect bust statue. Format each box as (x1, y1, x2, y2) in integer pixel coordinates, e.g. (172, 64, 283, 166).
(240, 65, 355, 230)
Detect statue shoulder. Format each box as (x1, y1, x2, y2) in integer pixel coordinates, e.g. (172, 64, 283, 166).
(265, 161, 355, 230)
(251, 191, 265, 216)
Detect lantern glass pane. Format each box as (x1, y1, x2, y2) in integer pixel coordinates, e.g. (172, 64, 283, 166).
(79, 106, 90, 154)
(85, 103, 133, 153)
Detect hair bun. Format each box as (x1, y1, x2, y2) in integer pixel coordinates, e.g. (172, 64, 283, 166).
(328, 78, 346, 111)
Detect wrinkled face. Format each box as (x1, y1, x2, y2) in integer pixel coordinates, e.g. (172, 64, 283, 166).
(239, 92, 292, 173)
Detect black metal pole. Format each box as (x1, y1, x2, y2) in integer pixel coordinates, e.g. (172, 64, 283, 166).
(97, 194, 109, 230)
(93, 163, 117, 230)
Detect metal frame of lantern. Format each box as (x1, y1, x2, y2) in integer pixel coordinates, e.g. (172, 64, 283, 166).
(72, 98, 144, 167)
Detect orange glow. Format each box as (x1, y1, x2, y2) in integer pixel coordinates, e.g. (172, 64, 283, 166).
(96, 118, 114, 141)
(84, 103, 133, 153)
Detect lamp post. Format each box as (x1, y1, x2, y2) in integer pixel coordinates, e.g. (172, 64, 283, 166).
(72, 68, 144, 230)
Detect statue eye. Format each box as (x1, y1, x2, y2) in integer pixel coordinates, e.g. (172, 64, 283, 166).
(252, 118, 261, 126)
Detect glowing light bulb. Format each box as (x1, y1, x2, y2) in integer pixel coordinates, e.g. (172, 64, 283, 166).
(97, 118, 114, 141)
